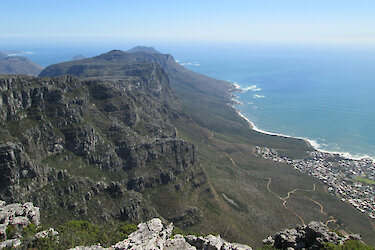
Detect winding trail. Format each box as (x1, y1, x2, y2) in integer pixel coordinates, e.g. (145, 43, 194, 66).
(224, 150, 308, 225)
(206, 130, 329, 227)
(224, 153, 238, 168)
(306, 197, 337, 226)
(266, 178, 312, 225)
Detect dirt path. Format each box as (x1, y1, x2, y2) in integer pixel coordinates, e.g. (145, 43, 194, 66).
(224, 153, 238, 168)
(266, 177, 307, 225)
(206, 132, 313, 226)
(224, 153, 308, 225)
(306, 197, 337, 226)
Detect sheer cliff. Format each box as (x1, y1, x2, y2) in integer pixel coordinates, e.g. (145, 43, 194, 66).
(0, 63, 208, 228)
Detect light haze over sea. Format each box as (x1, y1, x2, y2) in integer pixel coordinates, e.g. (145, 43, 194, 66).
(7, 43, 375, 159)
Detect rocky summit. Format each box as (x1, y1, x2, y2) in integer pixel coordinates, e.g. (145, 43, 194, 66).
(71, 218, 252, 250)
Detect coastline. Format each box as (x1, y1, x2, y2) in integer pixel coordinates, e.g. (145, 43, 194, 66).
(230, 84, 375, 162)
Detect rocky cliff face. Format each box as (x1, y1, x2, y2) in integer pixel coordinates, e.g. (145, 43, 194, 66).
(0, 63, 207, 227)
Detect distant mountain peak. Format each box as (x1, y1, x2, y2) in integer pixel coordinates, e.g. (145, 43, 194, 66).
(93, 50, 133, 61)
(0, 54, 43, 75)
(127, 46, 161, 54)
(109, 49, 126, 53)
(71, 54, 86, 61)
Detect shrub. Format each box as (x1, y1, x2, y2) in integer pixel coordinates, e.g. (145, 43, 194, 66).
(5, 225, 17, 239)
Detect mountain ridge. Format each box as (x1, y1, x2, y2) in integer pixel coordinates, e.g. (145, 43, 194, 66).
(0, 55, 43, 76)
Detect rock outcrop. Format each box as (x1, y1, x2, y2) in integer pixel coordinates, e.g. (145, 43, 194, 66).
(0, 200, 40, 240)
(71, 218, 252, 250)
(263, 221, 361, 249)
(0, 201, 60, 249)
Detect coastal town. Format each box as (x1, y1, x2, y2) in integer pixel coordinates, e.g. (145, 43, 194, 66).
(255, 146, 375, 220)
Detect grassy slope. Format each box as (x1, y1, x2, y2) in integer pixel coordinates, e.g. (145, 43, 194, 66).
(170, 70, 375, 247)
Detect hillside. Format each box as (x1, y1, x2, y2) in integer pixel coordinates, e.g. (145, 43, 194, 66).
(3, 48, 372, 247)
(0, 63, 208, 231)
(0, 55, 43, 76)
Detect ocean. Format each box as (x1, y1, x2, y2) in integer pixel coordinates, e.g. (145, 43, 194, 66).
(5, 43, 375, 159)
(179, 44, 375, 160)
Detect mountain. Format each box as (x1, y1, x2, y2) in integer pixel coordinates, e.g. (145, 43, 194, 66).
(71, 54, 86, 61)
(126, 46, 161, 54)
(4, 48, 374, 247)
(0, 55, 43, 75)
(39, 49, 312, 155)
(0, 64, 208, 231)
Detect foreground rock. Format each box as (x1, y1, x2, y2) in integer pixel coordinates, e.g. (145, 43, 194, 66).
(0, 201, 60, 249)
(263, 221, 361, 249)
(0, 200, 40, 240)
(71, 218, 252, 250)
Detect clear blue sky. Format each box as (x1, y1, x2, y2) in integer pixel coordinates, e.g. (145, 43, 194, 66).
(1, 0, 374, 46)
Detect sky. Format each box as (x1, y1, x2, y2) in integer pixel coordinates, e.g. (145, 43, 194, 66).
(1, 0, 375, 46)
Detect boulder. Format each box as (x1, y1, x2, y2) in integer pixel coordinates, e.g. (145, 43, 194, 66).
(263, 221, 362, 249)
(185, 234, 252, 250)
(35, 228, 59, 239)
(0, 238, 22, 248)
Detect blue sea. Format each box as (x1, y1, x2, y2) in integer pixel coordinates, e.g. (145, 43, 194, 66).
(4, 43, 375, 159)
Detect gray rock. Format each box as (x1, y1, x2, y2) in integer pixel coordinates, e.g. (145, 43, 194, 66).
(112, 218, 173, 249)
(10, 216, 30, 228)
(0, 200, 40, 240)
(71, 218, 252, 250)
(262, 236, 274, 245)
(222, 242, 253, 250)
(0, 238, 22, 248)
(70, 246, 105, 250)
(263, 221, 362, 249)
(185, 234, 252, 250)
(35, 227, 59, 239)
(164, 234, 196, 250)
(0, 224, 6, 240)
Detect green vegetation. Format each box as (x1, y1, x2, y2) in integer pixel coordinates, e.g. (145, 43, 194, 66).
(5, 225, 17, 239)
(58, 220, 137, 248)
(323, 240, 373, 250)
(19, 220, 138, 249)
(355, 177, 375, 185)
